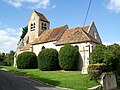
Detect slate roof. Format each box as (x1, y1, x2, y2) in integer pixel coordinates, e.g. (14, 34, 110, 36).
(34, 10, 49, 23)
(56, 27, 100, 45)
(32, 25, 67, 45)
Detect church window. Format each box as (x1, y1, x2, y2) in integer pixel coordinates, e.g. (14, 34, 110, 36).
(30, 23, 35, 31)
(41, 22, 47, 30)
(41, 46, 45, 50)
(75, 45, 79, 50)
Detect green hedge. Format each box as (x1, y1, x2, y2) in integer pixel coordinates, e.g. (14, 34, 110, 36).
(38, 48, 60, 71)
(16, 52, 38, 69)
(88, 64, 107, 80)
(59, 44, 79, 71)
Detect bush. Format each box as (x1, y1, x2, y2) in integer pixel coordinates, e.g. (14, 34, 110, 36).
(88, 64, 107, 80)
(59, 44, 79, 71)
(90, 44, 106, 64)
(16, 52, 37, 69)
(38, 48, 60, 71)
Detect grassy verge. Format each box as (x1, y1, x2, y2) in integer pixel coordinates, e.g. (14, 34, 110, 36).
(1, 66, 98, 90)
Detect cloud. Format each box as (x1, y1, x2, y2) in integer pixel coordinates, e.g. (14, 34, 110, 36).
(0, 27, 22, 53)
(2, 0, 51, 9)
(31, 0, 50, 9)
(106, 0, 120, 13)
(103, 42, 120, 46)
(3, 0, 22, 8)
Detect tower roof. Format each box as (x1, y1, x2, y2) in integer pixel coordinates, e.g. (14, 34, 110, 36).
(34, 10, 50, 23)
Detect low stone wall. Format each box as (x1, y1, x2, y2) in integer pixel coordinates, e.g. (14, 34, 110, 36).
(100, 73, 117, 90)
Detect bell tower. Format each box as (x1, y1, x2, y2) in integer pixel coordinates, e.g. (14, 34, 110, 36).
(28, 10, 50, 43)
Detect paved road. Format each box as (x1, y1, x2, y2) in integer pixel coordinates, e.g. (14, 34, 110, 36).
(0, 70, 67, 90)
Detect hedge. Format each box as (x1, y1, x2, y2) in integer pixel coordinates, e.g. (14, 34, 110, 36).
(16, 52, 38, 69)
(38, 48, 60, 71)
(59, 44, 79, 71)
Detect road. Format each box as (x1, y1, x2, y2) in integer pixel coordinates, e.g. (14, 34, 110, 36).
(0, 70, 67, 90)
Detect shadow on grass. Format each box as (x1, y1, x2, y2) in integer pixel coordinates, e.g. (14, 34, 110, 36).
(37, 77, 60, 86)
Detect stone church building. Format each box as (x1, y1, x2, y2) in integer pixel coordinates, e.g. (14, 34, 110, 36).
(14, 10, 102, 74)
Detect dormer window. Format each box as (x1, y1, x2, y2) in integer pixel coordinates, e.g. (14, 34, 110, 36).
(30, 23, 35, 31)
(41, 22, 47, 30)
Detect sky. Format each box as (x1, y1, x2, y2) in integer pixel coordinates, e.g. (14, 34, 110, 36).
(0, 0, 120, 53)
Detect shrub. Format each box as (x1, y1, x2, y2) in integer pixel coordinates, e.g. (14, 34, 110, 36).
(16, 52, 37, 69)
(38, 48, 60, 71)
(90, 44, 106, 64)
(88, 64, 107, 80)
(59, 44, 79, 71)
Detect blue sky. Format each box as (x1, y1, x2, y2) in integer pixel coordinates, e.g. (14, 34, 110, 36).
(0, 0, 120, 52)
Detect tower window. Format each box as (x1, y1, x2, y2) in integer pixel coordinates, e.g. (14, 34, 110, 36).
(41, 22, 47, 30)
(30, 23, 35, 31)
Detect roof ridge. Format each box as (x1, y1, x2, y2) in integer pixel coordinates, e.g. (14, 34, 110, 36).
(82, 29, 100, 44)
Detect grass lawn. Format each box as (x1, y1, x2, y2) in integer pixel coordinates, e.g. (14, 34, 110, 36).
(1, 66, 99, 90)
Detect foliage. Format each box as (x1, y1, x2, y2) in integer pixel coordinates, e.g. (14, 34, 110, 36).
(90, 44, 120, 78)
(38, 48, 60, 71)
(0, 53, 5, 61)
(90, 44, 107, 64)
(59, 44, 79, 71)
(88, 64, 107, 80)
(16, 52, 37, 69)
(4, 50, 15, 66)
(20, 26, 28, 41)
(2, 66, 98, 90)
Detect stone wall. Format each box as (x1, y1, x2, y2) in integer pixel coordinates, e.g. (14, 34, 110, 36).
(100, 73, 117, 90)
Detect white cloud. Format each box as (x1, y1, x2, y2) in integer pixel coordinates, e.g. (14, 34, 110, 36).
(3, 0, 22, 8)
(0, 27, 22, 53)
(106, 0, 120, 13)
(103, 42, 120, 46)
(31, 0, 50, 9)
(2, 0, 51, 9)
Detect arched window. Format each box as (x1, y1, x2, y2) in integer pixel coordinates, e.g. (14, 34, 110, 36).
(75, 45, 79, 50)
(41, 46, 45, 50)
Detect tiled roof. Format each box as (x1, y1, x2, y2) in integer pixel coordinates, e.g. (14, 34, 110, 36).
(20, 43, 31, 51)
(82, 26, 89, 33)
(56, 27, 100, 45)
(32, 25, 67, 45)
(34, 11, 49, 23)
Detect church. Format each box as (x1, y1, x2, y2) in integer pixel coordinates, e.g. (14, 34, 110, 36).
(14, 10, 102, 74)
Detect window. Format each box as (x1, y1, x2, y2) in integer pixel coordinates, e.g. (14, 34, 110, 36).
(41, 46, 45, 50)
(30, 23, 35, 31)
(41, 22, 47, 30)
(75, 45, 79, 50)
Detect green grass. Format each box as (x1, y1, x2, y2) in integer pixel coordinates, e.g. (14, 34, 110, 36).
(0, 66, 98, 90)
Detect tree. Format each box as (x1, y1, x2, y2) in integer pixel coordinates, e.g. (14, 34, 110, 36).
(5, 50, 15, 66)
(20, 26, 28, 41)
(0, 53, 5, 61)
(103, 44, 120, 72)
(90, 44, 107, 64)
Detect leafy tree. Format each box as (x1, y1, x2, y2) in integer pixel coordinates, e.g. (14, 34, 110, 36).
(90, 44, 107, 64)
(0, 53, 5, 61)
(5, 50, 15, 66)
(104, 44, 120, 72)
(20, 26, 28, 41)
